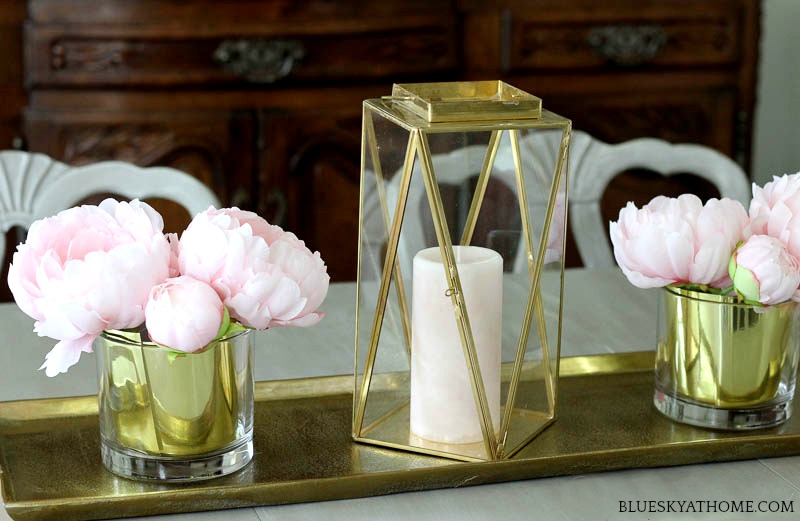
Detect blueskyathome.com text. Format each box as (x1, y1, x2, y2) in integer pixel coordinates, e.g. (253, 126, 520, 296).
(619, 500, 794, 514)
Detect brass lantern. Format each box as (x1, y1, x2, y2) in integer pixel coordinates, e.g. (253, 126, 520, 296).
(353, 81, 570, 462)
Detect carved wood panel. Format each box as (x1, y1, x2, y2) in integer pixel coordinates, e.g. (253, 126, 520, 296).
(513, 14, 739, 70)
(263, 109, 362, 282)
(27, 22, 457, 87)
(23, 109, 257, 231)
(545, 89, 737, 157)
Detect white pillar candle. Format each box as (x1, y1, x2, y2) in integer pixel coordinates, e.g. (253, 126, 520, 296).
(410, 245, 502, 444)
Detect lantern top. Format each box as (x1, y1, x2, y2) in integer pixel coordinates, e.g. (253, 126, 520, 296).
(389, 81, 542, 123)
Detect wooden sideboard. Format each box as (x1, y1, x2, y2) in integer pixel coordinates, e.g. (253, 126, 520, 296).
(0, 2, 25, 150)
(4, 0, 761, 281)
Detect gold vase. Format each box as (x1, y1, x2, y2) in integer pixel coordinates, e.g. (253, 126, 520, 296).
(95, 329, 254, 481)
(654, 286, 800, 430)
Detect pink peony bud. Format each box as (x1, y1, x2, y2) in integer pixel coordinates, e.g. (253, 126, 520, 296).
(728, 235, 800, 305)
(610, 194, 749, 289)
(8, 199, 171, 376)
(145, 276, 225, 353)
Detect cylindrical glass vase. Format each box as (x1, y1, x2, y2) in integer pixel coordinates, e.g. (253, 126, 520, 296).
(95, 329, 254, 481)
(654, 286, 800, 430)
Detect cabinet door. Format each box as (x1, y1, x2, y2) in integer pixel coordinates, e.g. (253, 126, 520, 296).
(0, 2, 25, 150)
(260, 108, 362, 283)
(545, 87, 737, 217)
(547, 87, 735, 266)
(24, 106, 256, 232)
(462, 0, 758, 169)
(544, 89, 738, 156)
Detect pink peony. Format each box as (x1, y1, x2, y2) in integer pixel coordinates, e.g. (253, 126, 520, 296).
(728, 235, 800, 305)
(256, 232, 330, 326)
(610, 194, 749, 289)
(145, 276, 225, 352)
(8, 199, 171, 376)
(749, 172, 800, 258)
(178, 207, 329, 329)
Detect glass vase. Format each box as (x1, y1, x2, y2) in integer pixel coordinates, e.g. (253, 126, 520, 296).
(654, 286, 800, 430)
(95, 329, 254, 481)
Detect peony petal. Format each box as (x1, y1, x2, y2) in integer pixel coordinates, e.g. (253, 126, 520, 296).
(271, 312, 323, 328)
(39, 334, 96, 377)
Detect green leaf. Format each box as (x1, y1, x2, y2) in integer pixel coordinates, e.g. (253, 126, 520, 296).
(166, 348, 187, 364)
(216, 306, 252, 339)
(215, 307, 232, 340)
(732, 265, 760, 302)
(674, 283, 711, 293)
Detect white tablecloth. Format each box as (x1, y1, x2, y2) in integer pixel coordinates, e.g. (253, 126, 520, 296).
(3, 269, 800, 521)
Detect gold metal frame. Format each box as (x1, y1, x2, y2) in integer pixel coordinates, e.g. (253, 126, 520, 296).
(354, 82, 572, 461)
(391, 81, 542, 122)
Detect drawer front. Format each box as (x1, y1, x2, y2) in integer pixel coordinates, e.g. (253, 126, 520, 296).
(509, 9, 741, 71)
(545, 89, 738, 152)
(26, 21, 458, 87)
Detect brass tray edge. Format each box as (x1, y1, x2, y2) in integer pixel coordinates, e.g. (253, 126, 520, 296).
(0, 352, 654, 422)
(6, 434, 800, 521)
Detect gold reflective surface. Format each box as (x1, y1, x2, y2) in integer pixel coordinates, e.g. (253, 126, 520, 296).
(656, 287, 799, 406)
(391, 81, 542, 122)
(5, 352, 800, 520)
(96, 330, 253, 457)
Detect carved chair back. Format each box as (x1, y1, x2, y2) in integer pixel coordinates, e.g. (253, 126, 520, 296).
(0, 150, 220, 269)
(372, 130, 751, 274)
(569, 132, 751, 268)
(376, 131, 564, 278)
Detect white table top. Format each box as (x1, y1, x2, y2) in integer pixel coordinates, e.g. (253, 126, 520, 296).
(2, 268, 800, 521)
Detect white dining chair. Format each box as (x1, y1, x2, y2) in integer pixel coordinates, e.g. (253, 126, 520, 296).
(0, 150, 221, 266)
(567, 131, 752, 269)
(375, 131, 563, 278)
(374, 130, 751, 275)
(386, 144, 519, 278)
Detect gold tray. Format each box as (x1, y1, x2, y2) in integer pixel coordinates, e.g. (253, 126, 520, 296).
(4, 351, 800, 521)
